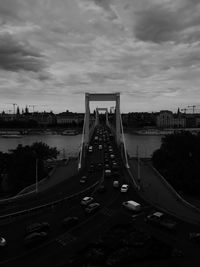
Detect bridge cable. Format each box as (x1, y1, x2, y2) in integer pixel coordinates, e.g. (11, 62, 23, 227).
(119, 113, 130, 168)
(78, 113, 86, 170)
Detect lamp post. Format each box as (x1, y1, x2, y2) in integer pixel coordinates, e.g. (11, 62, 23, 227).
(35, 158, 38, 193)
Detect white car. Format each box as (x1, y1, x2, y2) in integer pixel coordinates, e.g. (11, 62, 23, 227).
(120, 184, 129, 193)
(81, 196, 94, 206)
(0, 237, 6, 247)
(105, 169, 111, 177)
(88, 146, 93, 153)
(99, 144, 103, 150)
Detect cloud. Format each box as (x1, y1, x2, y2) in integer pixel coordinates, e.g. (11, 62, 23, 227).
(77, 0, 119, 21)
(0, 33, 45, 72)
(133, 4, 180, 43)
(127, 0, 200, 44)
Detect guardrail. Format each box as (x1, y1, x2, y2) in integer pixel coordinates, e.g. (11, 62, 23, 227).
(0, 178, 101, 225)
(127, 158, 200, 225)
(148, 163, 200, 214)
(0, 158, 74, 204)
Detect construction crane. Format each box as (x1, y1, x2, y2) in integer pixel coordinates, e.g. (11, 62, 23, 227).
(188, 105, 200, 114)
(181, 108, 188, 114)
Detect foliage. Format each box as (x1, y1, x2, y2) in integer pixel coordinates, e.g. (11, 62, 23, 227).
(0, 142, 59, 195)
(152, 131, 200, 195)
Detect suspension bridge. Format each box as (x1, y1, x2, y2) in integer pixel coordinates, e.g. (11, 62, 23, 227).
(78, 92, 129, 171)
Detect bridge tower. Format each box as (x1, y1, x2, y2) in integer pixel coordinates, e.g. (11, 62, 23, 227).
(78, 92, 129, 170)
(84, 92, 121, 146)
(95, 107, 109, 127)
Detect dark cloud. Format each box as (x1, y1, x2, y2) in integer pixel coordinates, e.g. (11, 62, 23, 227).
(132, 0, 200, 44)
(0, 34, 45, 72)
(133, 5, 180, 43)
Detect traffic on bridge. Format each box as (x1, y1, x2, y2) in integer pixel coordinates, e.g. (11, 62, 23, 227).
(1, 93, 200, 266)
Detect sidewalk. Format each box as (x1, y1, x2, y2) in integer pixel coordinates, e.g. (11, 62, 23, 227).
(128, 158, 200, 225)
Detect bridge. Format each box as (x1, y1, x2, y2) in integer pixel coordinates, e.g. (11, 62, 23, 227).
(1, 93, 200, 266)
(78, 92, 129, 171)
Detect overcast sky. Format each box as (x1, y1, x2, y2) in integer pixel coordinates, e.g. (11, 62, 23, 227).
(1, 0, 200, 113)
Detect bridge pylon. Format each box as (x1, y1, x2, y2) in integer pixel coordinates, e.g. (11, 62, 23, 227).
(78, 92, 129, 170)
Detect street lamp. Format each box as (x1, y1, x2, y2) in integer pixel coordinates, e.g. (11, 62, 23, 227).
(35, 158, 38, 193)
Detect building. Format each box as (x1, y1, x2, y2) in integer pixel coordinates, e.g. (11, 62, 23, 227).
(156, 111, 174, 128)
(27, 112, 56, 126)
(56, 112, 84, 125)
(157, 110, 186, 128)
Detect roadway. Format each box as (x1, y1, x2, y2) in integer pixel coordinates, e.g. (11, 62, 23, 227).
(128, 158, 200, 224)
(1, 124, 200, 266)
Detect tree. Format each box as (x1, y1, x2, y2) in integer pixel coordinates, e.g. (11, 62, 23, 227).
(16, 106, 20, 115)
(0, 142, 59, 196)
(152, 132, 200, 195)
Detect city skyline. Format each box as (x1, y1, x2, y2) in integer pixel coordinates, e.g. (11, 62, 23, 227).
(1, 0, 200, 113)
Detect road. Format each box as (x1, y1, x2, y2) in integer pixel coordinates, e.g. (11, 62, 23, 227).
(1, 124, 200, 266)
(128, 158, 200, 224)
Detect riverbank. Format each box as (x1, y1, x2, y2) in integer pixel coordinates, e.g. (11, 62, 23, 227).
(0, 127, 83, 136)
(124, 127, 200, 135)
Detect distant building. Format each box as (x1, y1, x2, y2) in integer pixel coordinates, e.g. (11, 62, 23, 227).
(56, 112, 84, 125)
(156, 111, 174, 128)
(173, 114, 186, 128)
(28, 112, 56, 125)
(0, 113, 15, 122)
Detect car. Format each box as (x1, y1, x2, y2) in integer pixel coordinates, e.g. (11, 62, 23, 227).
(189, 232, 200, 243)
(99, 144, 103, 150)
(62, 217, 79, 229)
(0, 237, 6, 247)
(24, 232, 48, 247)
(85, 203, 100, 214)
(122, 200, 141, 212)
(89, 164, 95, 173)
(81, 196, 94, 206)
(105, 169, 111, 177)
(113, 180, 119, 188)
(88, 146, 93, 153)
(105, 164, 110, 169)
(145, 212, 177, 230)
(97, 184, 106, 193)
(80, 175, 87, 184)
(97, 163, 103, 171)
(26, 222, 50, 234)
(112, 162, 118, 170)
(120, 184, 129, 193)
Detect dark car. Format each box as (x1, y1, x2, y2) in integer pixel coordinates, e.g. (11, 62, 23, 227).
(89, 164, 95, 173)
(97, 163, 103, 171)
(26, 222, 50, 234)
(62, 217, 79, 229)
(24, 232, 48, 247)
(97, 184, 106, 193)
(80, 176, 87, 184)
(85, 203, 100, 214)
(145, 212, 177, 230)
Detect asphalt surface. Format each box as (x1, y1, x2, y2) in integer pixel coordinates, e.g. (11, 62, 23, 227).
(1, 124, 200, 266)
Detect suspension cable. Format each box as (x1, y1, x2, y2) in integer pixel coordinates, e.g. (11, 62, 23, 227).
(78, 113, 86, 170)
(119, 113, 130, 168)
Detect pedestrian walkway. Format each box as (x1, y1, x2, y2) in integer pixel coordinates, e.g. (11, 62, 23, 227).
(128, 158, 200, 225)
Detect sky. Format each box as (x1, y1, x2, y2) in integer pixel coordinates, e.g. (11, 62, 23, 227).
(1, 0, 200, 113)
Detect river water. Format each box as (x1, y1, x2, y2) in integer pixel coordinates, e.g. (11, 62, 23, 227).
(0, 133, 162, 158)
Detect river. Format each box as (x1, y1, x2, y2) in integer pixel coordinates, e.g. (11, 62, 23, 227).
(0, 133, 162, 158)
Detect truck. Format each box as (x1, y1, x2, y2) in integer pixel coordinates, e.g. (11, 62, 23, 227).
(122, 200, 141, 212)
